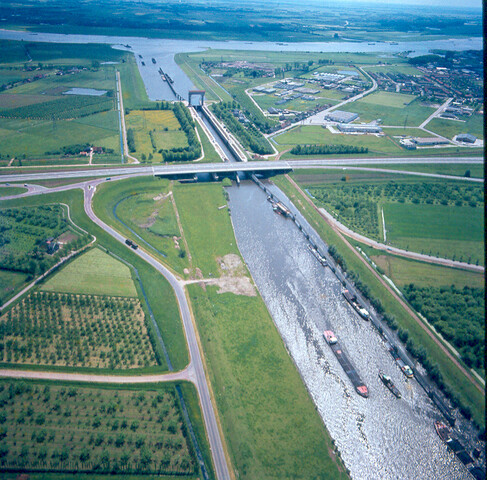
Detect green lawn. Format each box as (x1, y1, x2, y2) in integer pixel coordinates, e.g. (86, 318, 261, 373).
(275, 125, 403, 155)
(346, 96, 434, 126)
(358, 91, 418, 108)
(355, 243, 485, 289)
(196, 124, 222, 163)
(427, 114, 484, 140)
(93, 176, 189, 275)
(0, 269, 28, 305)
(41, 247, 137, 297)
(383, 202, 484, 265)
(0, 186, 26, 197)
(174, 183, 240, 277)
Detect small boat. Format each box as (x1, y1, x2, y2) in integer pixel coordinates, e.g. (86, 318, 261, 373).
(379, 371, 401, 398)
(435, 420, 451, 443)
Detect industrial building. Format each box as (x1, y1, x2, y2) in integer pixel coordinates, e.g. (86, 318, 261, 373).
(412, 137, 450, 146)
(337, 124, 382, 134)
(456, 133, 477, 143)
(325, 110, 359, 123)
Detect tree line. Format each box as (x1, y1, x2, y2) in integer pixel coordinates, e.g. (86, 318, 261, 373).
(291, 144, 368, 155)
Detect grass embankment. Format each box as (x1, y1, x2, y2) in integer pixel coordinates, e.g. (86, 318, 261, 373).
(273, 175, 485, 429)
(2, 189, 189, 372)
(0, 379, 212, 479)
(175, 182, 348, 479)
(93, 176, 189, 276)
(196, 124, 222, 163)
(0, 187, 27, 197)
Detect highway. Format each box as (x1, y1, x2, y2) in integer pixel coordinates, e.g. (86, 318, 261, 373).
(0, 156, 482, 183)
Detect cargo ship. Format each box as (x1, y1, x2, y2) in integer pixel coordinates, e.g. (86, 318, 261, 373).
(271, 200, 292, 218)
(343, 289, 369, 320)
(151, 57, 156, 64)
(387, 343, 414, 378)
(307, 245, 327, 267)
(435, 421, 476, 468)
(323, 330, 369, 398)
(379, 371, 401, 398)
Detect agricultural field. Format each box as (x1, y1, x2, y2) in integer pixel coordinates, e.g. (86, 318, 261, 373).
(383, 202, 484, 265)
(427, 114, 484, 140)
(276, 125, 403, 155)
(0, 291, 156, 369)
(0, 204, 88, 304)
(302, 177, 484, 265)
(0, 40, 124, 163)
(0, 381, 200, 476)
(125, 109, 188, 162)
(41, 248, 137, 297)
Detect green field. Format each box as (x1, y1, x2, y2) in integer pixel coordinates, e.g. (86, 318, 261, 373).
(275, 125, 403, 155)
(347, 95, 434, 126)
(126, 110, 187, 162)
(0, 380, 203, 476)
(274, 174, 485, 428)
(383, 202, 484, 265)
(427, 114, 484, 140)
(0, 269, 28, 306)
(93, 177, 189, 275)
(174, 183, 240, 277)
(0, 187, 26, 197)
(42, 247, 137, 297)
(355, 242, 485, 289)
(358, 91, 418, 108)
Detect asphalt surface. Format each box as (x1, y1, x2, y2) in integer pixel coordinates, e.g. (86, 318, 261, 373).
(83, 182, 231, 480)
(0, 156, 482, 183)
(0, 179, 231, 480)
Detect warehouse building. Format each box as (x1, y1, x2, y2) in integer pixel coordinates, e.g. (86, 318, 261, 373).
(456, 133, 477, 143)
(337, 124, 382, 134)
(325, 110, 359, 123)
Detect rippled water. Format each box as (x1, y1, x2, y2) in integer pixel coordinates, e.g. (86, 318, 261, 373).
(228, 181, 469, 480)
(0, 29, 482, 101)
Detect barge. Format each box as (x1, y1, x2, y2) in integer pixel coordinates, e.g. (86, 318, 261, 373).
(307, 245, 327, 267)
(387, 343, 414, 378)
(272, 200, 292, 218)
(343, 289, 369, 320)
(323, 330, 369, 398)
(379, 371, 401, 398)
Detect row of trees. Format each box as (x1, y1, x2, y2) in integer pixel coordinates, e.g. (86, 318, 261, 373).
(326, 244, 480, 425)
(212, 101, 273, 155)
(161, 102, 201, 162)
(290, 144, 368, 155)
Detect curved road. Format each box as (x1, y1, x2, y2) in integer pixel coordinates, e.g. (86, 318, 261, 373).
(83, 181, 231, 480)
(0, 179, 231, 480)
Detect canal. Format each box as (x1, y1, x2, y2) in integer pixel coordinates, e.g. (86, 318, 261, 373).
(226, 180, 470, 480)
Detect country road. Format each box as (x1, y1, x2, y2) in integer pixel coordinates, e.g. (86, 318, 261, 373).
(83, 181, 231, 480)
(0, 178, 231, 480)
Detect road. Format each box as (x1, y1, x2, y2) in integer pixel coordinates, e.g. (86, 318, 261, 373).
(117, 70, 139, 164)
(83, 181, 231, 480)
(0, 178, 231, 480)
(0, 156, 482, 183)
(420, 97, 453, 129)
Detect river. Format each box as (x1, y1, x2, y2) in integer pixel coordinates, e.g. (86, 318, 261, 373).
(227, 181, 471, 480)
(0, 29, 482, 101)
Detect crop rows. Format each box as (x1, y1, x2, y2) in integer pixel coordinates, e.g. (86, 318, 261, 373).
(0, 95, 113, 120)
(308, 181, 483, 240)
(0, 382, 197, 475)
(0, 292, 157, 369)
